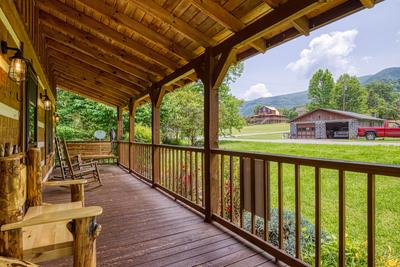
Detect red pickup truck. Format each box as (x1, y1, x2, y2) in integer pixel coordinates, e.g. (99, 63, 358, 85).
(358, 121, 400, 140)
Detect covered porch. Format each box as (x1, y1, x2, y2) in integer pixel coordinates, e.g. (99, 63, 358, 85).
(43, 165, 278, 267)
(0, 0, 396, 266)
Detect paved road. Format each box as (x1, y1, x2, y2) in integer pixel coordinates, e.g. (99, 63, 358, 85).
(231, 131, 288, 137)
(220, 137, 400, 146)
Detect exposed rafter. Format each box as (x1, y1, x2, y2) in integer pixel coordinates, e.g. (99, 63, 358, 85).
(74, 0, 196, 61)
(38, 0, 180, 71)
(129, 0, 217, 47)
(39, 10, 167, 78)
(45, 39, 147, 88)
(360, 0, 375, 8)
(292, 16, 310, 36)
(188, 0, 267, 53)
(40, 25, 152, 85)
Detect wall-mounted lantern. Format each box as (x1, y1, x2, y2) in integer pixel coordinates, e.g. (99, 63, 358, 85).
(1, 41, 27, 83)
(55, 113, 60, 123)
(40, 89, 52, 110)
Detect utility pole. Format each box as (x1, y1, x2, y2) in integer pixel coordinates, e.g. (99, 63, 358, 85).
(342, 85, 348, 111)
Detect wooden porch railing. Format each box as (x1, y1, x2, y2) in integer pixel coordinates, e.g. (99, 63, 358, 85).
(116, 141, 400, 267)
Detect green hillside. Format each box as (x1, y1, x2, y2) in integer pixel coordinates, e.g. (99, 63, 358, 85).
(240, 67, 400, 117)
(240, 90, 308, 116)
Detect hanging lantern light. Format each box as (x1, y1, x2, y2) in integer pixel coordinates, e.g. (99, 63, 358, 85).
(1, 41, 27, 83)
(40, 89, 52, 111)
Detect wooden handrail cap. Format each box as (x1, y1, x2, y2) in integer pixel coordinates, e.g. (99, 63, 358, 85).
(1, 206, 103, 231)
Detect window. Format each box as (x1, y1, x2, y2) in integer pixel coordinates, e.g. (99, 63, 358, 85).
(25, 63, 38, 149)
(45, 107, 53, 156)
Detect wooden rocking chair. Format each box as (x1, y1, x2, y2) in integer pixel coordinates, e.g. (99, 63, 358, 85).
(63, 140, 103, 186)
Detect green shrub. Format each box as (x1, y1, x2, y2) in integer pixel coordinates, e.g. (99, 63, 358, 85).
(242, 209, 372, 267)
(134, 124, 152, 143)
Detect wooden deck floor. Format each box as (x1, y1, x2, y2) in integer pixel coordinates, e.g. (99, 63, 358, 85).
(43, 165, 278, 267)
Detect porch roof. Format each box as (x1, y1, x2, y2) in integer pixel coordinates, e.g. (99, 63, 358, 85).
(34, 0, 379, 107)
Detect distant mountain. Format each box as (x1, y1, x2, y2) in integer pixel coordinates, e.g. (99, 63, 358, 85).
(359, 67, 400, 85)
(240, 67, 400, 117)
(240, 91, 308, 116)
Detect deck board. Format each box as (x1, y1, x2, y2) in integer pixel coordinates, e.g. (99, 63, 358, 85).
(42, 165, 276, 267)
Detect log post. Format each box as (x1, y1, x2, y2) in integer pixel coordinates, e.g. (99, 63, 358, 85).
(27, 148, 42, 207)
(73, 217, 102, 267)
(129, 98, 137, 173)
(151, 90, 162, 187)
(116, 106, 123, 165)
(0, 155, 25, 259)
(197, 47, 236, 222)
(70, 184, 85, 205)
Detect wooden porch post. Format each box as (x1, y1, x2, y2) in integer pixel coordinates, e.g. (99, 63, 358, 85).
(116, 106, 123, 165)
(197, 47, 237, 222)
(27, 148, 42, 207)
(129, 98, 137, 173)
(150, 88, 164, 187)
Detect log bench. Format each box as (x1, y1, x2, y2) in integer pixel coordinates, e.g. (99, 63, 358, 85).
(66, 141, 118, 163)
(1, 202, 102, 265)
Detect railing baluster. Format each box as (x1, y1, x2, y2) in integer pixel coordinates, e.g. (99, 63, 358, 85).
(195, 152, 199, 204)
(264, 160, 269, 241)
(240, 157, 244, 228)
(315, 167, 321, 267)
(184, 150, 188, 198)
(180, 149, 183, 197)
(339, 170, 345, 267)
(251, 158, 256, 235)
(202, 152, 205, 207)
(190, 151, 193, 201)
(220, 154, 225, 218)
(172, 149, 176, 192)
(278, 162, 283, 249)
(368, 173, 375, 267)
(229, 156, 233, 223)
(295, 164, 301, 259)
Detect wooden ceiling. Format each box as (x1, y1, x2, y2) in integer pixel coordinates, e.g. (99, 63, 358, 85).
(23, 0, 380, 106)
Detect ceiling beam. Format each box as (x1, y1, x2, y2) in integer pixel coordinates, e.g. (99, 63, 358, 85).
(188, 0, 267, 53)
(152, 0, 323, 91)
(39, 11, 167, 78)
(56, 80, 124, 107)
(360, 0, 375, 8)
(263, 0, 288, 9)
(214, 0, 323, 55)
(38, 0, 180, 70)
(129, 0, 217, 48)
(45, 39, 149, 88)
(55, 74, 128, 106)
(74, 0, 196, 61)
(47, 52, 143, 94)
(53, 70, 131, 101)
(50, 62, 139, 98)
(292, 16, 310, 36)
(40, 25, 152, 86)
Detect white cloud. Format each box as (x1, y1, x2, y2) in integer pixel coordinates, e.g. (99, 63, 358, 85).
(242, 83, 272, 101)
(287, 30, 359, 77)
(361, 56, 372, 63)
(396, 31, 400, 43)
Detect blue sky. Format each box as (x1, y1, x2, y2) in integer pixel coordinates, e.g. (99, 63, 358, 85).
(230, 0, 400, 101)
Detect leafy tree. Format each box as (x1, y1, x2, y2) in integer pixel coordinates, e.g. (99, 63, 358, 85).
(332, 74, 367, 113)
(366, 81, 400, 119)
(253, 104, 263, 115)
(307, 69, 335, 110)
(280, 108, 299, 121)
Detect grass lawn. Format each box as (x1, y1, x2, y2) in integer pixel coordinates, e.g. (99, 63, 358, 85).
(220, 141, 400, 261)
(231, 123, 290, 135)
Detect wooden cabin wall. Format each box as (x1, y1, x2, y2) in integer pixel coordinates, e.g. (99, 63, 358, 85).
(0, 1, 55, 180)
(0, 22, 22, 149)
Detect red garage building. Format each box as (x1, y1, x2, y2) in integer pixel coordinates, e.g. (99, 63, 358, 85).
(290, 108, 385, 139)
